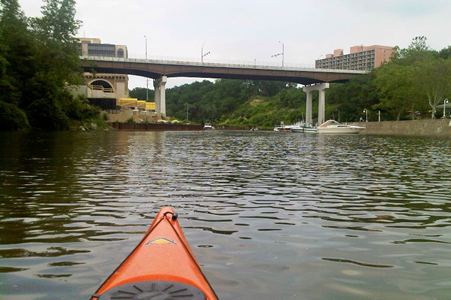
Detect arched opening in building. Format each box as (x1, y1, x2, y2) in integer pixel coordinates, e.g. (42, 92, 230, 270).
(117, 48, 125, 58)
(89, 80, 114, 92)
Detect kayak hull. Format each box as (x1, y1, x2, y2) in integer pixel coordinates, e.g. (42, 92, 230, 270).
(91, 207, 217, 300)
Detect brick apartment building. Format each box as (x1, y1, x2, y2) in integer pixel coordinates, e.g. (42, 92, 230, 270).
(315, 45, 394, 70)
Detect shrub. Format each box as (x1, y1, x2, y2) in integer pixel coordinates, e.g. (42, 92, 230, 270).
(0, 101, 30, 130)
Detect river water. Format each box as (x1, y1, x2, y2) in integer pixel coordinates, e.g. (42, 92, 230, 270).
(0, 130, 450, 300)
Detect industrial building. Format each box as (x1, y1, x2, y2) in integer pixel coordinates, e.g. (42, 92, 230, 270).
(76, 38, 130, 109)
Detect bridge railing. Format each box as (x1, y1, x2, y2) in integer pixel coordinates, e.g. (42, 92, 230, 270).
(80, 55, 367, 75)
(88, 84, 115, 93)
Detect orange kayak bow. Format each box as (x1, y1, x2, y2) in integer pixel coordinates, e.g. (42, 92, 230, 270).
(91, 207, 218, 300)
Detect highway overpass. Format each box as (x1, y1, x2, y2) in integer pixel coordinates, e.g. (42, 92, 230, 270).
(80, 56, 368, 125)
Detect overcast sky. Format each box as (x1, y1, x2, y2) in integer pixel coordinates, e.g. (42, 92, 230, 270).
(19, 0, 451, 89)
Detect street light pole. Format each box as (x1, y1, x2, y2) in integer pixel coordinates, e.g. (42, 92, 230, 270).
(144, 35, 148, 101)
(443, 98, 449, 118)
(363, 109, 368, 122)
(271, 41, 285, 67)
(279, 41, 284, 67)
(201, 42, 210, 64)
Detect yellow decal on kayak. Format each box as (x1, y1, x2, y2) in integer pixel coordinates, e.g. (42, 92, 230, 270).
(145, 237, 177, 245)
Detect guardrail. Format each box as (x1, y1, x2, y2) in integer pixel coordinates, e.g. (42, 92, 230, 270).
(88, 84, 115, 93)
(81, 56, 368, 75)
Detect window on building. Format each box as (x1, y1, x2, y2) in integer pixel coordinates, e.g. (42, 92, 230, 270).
(88, 44, 116, 57)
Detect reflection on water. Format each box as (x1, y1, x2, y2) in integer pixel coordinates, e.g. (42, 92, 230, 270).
(1, 131, 451, 299)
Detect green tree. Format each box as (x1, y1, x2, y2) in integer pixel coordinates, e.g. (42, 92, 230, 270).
(0, 0, 36, 107)
(372, 36, 450, 120)
(327, 72, 379, 122)
(25, 0, 85, 129)
(374, 63, 417, 120)
(129, 87, 155, 101)
(391, 36, 437, 65)
(30, 0, 82, 87)
(415, 58, 451, 118)
(439, 46, 451, 59)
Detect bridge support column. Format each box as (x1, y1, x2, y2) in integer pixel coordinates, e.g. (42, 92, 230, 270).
(154, 76, 167, 115)
(302, 83, 329, 126)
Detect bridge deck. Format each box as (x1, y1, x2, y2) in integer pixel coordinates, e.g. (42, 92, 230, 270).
(81, 56, 367, 85)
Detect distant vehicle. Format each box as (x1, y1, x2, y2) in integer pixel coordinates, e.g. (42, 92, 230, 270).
(203, 123, 215, 130)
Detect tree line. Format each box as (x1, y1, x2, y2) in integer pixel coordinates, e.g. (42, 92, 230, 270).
(0, 0, 102, 130)
(131, 37, 451, 128)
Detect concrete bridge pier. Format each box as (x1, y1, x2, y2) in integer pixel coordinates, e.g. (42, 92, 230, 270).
(154, 76, 167, 115)
(303, 83, 329, 126)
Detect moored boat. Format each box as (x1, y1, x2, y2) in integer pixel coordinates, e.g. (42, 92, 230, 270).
(91, 207, 218, 300)
(317, 120, 365, 134)
(290, 126, 304, 133)
(303, 126, 318, 133)
(274, 122, 304, 132)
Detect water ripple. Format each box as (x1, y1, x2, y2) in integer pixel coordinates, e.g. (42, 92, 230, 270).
(1, 131, 451, 299)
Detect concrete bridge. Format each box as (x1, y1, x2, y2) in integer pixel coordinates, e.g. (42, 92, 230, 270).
(80, 56, 367, 125)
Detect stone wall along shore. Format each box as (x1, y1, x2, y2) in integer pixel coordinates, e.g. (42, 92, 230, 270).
(351, 119, 451, 137)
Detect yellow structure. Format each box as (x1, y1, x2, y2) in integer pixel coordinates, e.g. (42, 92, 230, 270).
(118, 98, 156, 111)
(118, 98, 137, 108)
(146, 102, 156, 111)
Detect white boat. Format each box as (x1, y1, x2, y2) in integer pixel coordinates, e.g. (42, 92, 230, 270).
(290, 123, 318, 133)
(291, 126, 317, 133)
(290, 126, 304, 133)
(273, 125, 289, 131)
(274, 122, 303, 132)
(317, 120, 365, 134)
(203, 123, 215, 130)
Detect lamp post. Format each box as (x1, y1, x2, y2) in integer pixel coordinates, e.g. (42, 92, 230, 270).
(185, 103, 189, 121)
(443, 98, 449, 119)
(279, 41, 284, 67)
(271, 41, 284, 67)
(201, 42, 210, 64)
(363, 109, 368, 122)
(144, 35, 148, 101)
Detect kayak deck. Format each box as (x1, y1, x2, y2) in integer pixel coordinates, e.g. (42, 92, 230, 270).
(91, 207, 218, 300)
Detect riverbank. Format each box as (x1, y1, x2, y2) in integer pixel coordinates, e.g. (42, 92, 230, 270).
(352, 119, 451, 137)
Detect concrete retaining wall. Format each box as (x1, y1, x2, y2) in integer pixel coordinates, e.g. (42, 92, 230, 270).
(110, 122, 203, 131)
(350, 119, 451, 137)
